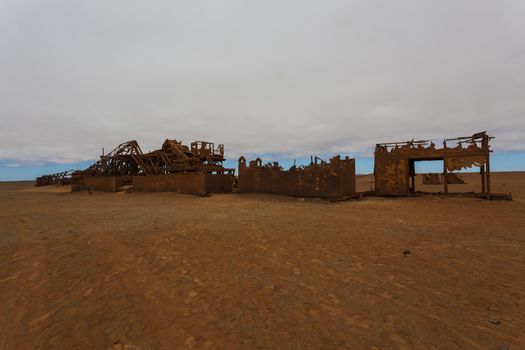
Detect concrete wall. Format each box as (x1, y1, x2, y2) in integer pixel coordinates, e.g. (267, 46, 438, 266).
(71, 175, 131, 192)
(133, 173, 233, 195)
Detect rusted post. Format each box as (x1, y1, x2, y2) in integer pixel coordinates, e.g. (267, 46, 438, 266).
(486, 154, 491, 198)
(443, 140, 448, 194)
(443, 158, 448, 194)
(480, 165, 486, 193)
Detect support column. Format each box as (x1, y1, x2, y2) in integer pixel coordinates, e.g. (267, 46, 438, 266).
(486, 155, 491, 198)
(480, 165, 486, 194)
(443, 158, 448, 194)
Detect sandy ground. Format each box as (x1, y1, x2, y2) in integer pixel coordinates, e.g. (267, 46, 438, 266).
(0, 172, 524, 350)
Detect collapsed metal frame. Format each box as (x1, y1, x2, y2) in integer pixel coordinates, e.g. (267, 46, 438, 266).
(76, 139, 234, 178)
(36, 169, 75, 186)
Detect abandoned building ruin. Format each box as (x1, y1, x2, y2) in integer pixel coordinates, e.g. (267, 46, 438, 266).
(36, 130, 510, 200)
(72, 139, 234, 195)
(374, 131, 493, 197)
(238, 155, 356, 198)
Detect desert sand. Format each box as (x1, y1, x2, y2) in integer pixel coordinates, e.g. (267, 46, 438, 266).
(0, 172, 524, 349)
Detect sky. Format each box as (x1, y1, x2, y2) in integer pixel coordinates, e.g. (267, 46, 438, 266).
(1, 0, 524, 180)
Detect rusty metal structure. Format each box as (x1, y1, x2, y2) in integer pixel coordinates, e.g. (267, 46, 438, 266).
(72, 139, 234, 193)
(374, 131, 491, 196)
(422, 173, 465, 185)
(238, 155, 356, 198)
(36, 170, 75, 186)
(79, 139, 232, 177)
(38, 130, 509, 200)
(421, 173, 442, 185)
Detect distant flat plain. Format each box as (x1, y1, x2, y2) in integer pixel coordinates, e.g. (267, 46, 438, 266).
(0, 172, 524, 349)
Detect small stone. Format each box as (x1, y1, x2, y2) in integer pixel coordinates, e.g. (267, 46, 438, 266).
(403, 250, 411, 256)
(489, 319, 501, 325)
(185, 336, 196, 348)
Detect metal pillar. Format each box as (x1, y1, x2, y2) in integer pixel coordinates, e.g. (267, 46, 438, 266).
(486, 155, 491, 198)
(443, 158, 448, 194)
(480, 165, 486, 194)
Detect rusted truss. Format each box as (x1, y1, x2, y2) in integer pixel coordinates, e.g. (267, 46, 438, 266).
(76, 139, 234, 178)
(139, 140, 232, 175)
(374, 131, 499, 197)
(79, 141, 144, 177)
(36, 169, 75, 186)
(238, 155, 356, 198)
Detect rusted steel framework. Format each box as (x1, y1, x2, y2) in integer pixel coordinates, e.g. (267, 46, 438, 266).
(36, 169, 75, 186)
(72, 138, 234, 193)
(238, 155, 356, 198)
(80, 141, 144, 177)
(140, 140, 232, 175)
(76, 139, 234, 178)
(374, 131, 491, 196)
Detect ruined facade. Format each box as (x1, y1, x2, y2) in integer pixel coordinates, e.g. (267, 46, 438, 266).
(374, 131, 491, 196)
(238, 155, 356, 198)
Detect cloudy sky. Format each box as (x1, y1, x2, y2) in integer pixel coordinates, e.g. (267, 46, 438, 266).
(1, 0, 524, 179)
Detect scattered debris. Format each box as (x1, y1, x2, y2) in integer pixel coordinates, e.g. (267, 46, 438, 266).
(446, 173, 466, 184)
(422, 173, 442, 185)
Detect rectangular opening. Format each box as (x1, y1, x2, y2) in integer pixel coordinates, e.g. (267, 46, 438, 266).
(411, 159, 444, 193)
(411, 160, 484, 194)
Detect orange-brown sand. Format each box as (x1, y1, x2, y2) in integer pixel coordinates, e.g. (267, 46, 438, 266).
(0, 172, 524, 349)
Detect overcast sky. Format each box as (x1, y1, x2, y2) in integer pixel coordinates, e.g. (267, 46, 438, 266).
(1, 0, 524, 165)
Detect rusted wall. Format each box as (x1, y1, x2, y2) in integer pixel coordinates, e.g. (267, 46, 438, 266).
(71, 175, 131, 192)
(374, 158, 409, 195)
(238, 156, 356, 198)
(204, 174, 235, 194)
(133, 174, 233, 195)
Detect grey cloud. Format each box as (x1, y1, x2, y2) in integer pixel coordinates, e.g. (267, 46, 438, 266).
(1, 0, 524, 163)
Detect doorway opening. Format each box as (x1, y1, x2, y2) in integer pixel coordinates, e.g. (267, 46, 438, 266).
(410, 159, 444, 193)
